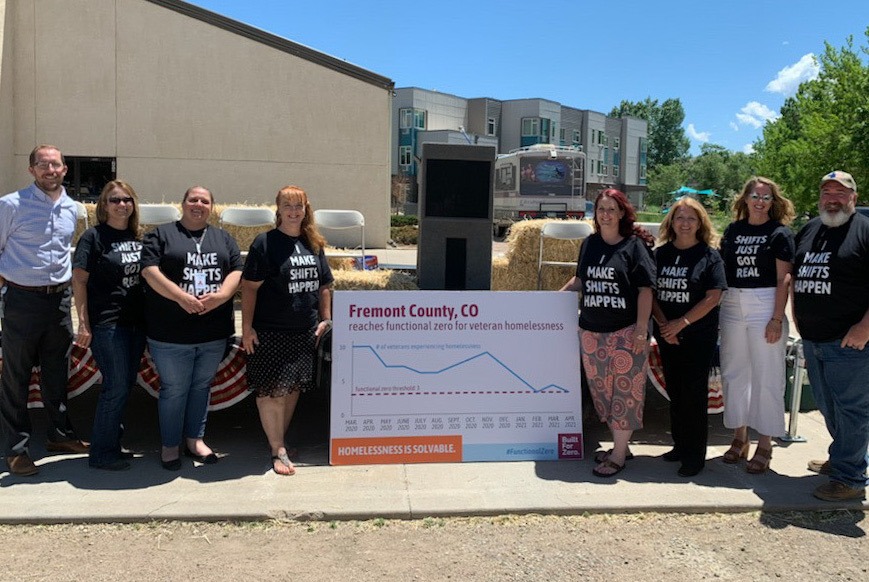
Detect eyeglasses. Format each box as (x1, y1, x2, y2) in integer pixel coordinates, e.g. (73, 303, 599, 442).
(748, 192, 773, 202)
(33, 161, 64, 170)
(108, 197, 134, 205)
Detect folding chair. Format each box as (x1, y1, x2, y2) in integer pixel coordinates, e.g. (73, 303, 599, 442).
(219, 207, 275, 227)
(75, 201, 89, 229)
(138, 204, 181, 226)
(537, 220, 593, 289)
(314, 209, 369, 269)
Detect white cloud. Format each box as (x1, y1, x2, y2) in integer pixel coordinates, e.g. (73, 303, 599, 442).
(735, 101, 779, 129)
(729, 121, 739, 131)
(765, 53, 819, 95)
(782, 41, 790, 46)
(743, 143, 756, 154)
(687, 123, 710, 142)
(736, 113, 762, 129)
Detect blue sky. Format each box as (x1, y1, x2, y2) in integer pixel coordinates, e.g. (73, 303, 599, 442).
(186, 0, 868, 155)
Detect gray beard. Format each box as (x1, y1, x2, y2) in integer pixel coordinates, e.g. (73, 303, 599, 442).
(819, 208, 851, 228)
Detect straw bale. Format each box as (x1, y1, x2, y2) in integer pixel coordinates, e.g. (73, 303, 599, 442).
(327, 256, 358, 271)
(333, 269, 419, 291)
(494, 219, 589, 291)
(491, 256, 510, 290)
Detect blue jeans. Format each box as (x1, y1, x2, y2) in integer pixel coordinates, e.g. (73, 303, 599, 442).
(88, 325, 146, 466)
(148, 338, 225, 448)
(803, 339, 869, 489)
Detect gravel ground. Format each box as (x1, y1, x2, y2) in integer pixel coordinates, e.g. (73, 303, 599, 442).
(2, 512, 867, 581)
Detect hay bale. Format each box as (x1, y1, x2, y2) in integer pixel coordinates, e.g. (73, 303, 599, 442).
(494, 219, 589, 291)
(327, 256, 358, 271)
(333, 269, 419, 291)
(491, 256, 510, 290)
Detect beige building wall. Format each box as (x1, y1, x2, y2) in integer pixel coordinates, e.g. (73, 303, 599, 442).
(0, 0, 15, 189)
(5, 0, 393, 246)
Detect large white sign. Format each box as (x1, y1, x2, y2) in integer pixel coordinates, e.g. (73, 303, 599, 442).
(329, 291, 583, 465)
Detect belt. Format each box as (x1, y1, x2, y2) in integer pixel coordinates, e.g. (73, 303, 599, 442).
(5, 280, 71, 294)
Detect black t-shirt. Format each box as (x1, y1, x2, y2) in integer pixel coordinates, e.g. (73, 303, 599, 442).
(72, 224, 144, 328)
(793, 213, 869, 342)
(720, 220, 794, 288)
(576, 233, 656, 333)
(141, 222, 243, 344)
(242, 229, 334, 332)
(653, 241, 727, 338)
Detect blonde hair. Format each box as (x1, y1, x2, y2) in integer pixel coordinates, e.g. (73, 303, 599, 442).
(95, 180, 140, 237)
(732, 176, 795, 225)
(658, 196, 718, 247)
(275, 185, 327, 253)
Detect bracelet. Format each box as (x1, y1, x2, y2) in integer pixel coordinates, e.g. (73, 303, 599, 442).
(682, 317, 691, 326)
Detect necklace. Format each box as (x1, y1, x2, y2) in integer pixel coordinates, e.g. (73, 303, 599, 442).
(180, 224, 208, 255)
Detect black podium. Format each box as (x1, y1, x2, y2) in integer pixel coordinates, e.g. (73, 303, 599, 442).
(417, 144, 496, 290)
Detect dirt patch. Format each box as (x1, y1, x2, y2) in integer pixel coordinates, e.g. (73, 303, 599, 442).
(2, 512, 867, 581)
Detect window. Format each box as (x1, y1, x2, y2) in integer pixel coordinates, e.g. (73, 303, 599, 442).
(613, 137, 620, 150)
(640, 164, 647, 179)
(601, 165, 608, 176)
(487, 117, 497, 136)
(613, 165, 620, 178)
(399, 146, 412, 167)
(572, 130, 581, 144)
(413, 109, 426, 130)
(559, 128, 565, 141)
(399, 108, 413, 129)
(522, 117, 540, 136)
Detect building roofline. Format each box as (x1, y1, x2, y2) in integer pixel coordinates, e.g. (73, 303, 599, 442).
(144, 0, 394, 91)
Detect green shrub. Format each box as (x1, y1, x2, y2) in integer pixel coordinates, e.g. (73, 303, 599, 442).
(391, 215, 418, 227)
(390, 225, 418, 245)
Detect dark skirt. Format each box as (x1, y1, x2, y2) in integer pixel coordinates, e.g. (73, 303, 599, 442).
(246, 329, 316, 397)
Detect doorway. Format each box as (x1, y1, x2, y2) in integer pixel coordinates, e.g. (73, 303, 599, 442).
(63, 157, 116, 202)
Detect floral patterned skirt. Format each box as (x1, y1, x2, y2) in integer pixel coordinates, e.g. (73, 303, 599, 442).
(580, 325, 650, 431)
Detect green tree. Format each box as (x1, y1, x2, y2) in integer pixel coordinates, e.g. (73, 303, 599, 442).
(610, 97, 690, 168)
(647, 162, 687, 208)
(754, 27, 869, 214)
(688, 144, 756, 211)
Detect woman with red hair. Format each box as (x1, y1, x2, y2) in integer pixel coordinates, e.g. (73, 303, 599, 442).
(241, 186, 333, 476)
(561, 189, 656, 477)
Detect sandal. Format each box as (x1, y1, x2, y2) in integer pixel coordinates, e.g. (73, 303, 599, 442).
(592, 459, 625, 478)
(722, 439, 749, 464)
(746, 446, 772, 474)
(593, 448, 635, 464)
(272, 451, 296, 476)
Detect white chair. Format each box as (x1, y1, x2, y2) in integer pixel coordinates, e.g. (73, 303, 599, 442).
(314, 209, 368, 268)
(219, 207, 275, 227)
(75, 201, 89, 229)
(537, 220, 594, 289)
(138, 204, 181, 226)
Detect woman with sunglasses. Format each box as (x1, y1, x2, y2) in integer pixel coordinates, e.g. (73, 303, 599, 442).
(719, 177, 795, 474)
(72, 181, 146, 471)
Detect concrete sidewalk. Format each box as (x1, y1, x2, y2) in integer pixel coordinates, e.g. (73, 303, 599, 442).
(1, 384, 863, 525)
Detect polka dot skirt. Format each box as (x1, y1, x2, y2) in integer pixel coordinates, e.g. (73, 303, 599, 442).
(246, 329, 317, 397)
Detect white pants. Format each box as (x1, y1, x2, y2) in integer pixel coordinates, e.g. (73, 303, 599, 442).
(719, 287, 787, 437)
